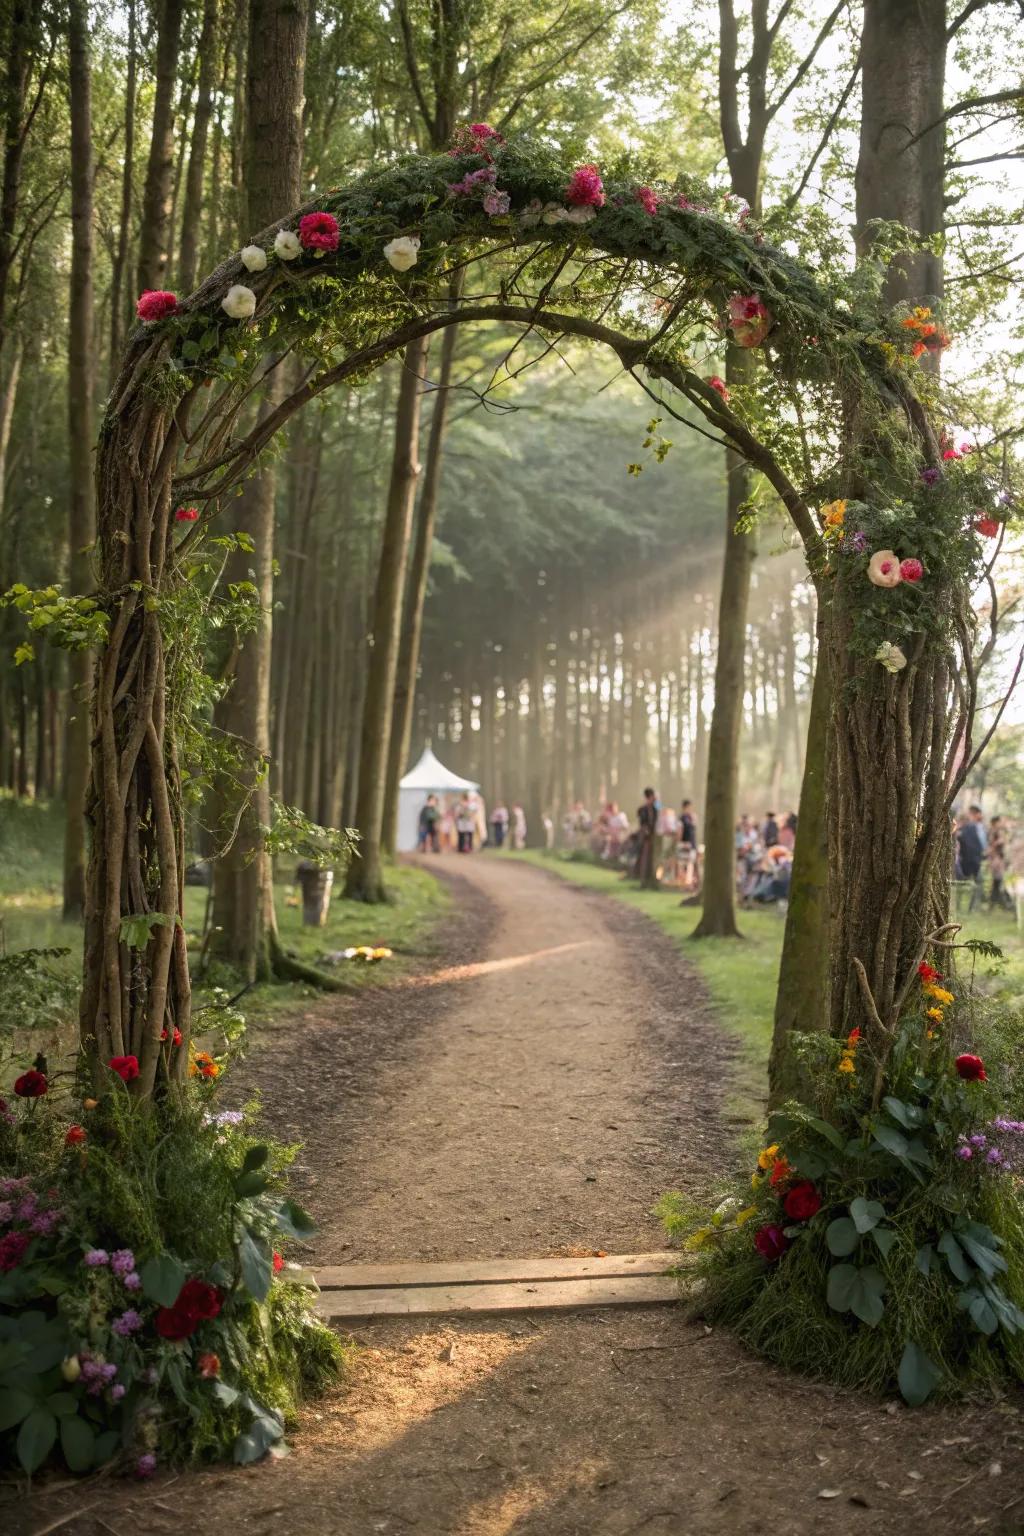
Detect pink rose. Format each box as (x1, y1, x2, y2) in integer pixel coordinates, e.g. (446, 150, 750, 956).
(867, 549, 902, 588)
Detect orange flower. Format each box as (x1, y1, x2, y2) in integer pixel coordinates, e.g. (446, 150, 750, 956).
(197, 1352, 221, 1379)
(189, 1051, 220, 1080)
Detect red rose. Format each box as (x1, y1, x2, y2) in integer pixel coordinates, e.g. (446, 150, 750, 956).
(65, 1125, 87, 1147)
(107, 1055, 139, 1083)
(136, 289, 178, 322)
(974, 517, 1000, 538)
(0, 1231, 30, 1272)
(298, 211, 340, 252)
(783, 1181, 822, 1222)
(174, 506, 199, 523)
(955, 1053, 987, 1082)
(918, 962, 941, 982)
(272, 1252, 284, 1273)
(155, 1278, 223, 1340)
(753, 1224, 789, 1262)
(155, 1304, 196, 1341)
(14, 1069, 47, 1098)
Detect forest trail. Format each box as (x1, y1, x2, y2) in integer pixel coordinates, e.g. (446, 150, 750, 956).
(18, 859, 1024, 1536)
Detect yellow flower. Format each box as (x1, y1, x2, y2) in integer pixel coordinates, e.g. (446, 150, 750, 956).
(838, 1056, 856, 1074)
(684, 1226, 715, 1251)
(924, 984, 954, 1005)
(757, 1144, 780, 1170)
(735, 1206, 758, 1227)
(926, 1006, 943, 1023)
(926, 1029, 935, 1040)
(751, 1171, 764, 1190)
(821, 499, 847, 530)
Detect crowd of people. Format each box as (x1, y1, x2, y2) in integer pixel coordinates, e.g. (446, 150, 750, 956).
(415, 788, 1018, 914)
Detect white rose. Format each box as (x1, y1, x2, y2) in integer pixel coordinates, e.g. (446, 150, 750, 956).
(565, 204, 597, 224)
(384, 236, 420, 272)
(867, 549, 902, 588)
(240, 244, 267, 272)
(875, 641, 908, 673)
(519, 199, 544, 228)
(274, 229, 302, 261)
(222, 284, 256, 319)
(541, 202, 571, 225)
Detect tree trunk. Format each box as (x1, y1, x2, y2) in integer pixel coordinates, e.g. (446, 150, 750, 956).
(108, 0, 136, 385)
(344, 338, 428, 902)
(136, 0, 186, 294)
(209, 0, 307, 977)
(382, 319, 458, 854)
(63, 0, 95, 919)
(177, 0, 220, 293)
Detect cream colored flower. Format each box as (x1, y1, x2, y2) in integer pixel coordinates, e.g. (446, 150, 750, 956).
(383, 235, 420, 272)
(867, 549, 902, 587)
(240, 244, 267, 272)
(541, 202, 571, 224)
(875, 641, 907, 673)
(221, 284, 256, 319)
(565, 204, 597, 224)
(274, 229, 301, 261)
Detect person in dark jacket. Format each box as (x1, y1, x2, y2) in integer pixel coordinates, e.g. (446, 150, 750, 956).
(956, 805, 986, 911)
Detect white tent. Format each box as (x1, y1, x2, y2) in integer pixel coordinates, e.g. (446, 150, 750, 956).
(396, 746, 480, 852)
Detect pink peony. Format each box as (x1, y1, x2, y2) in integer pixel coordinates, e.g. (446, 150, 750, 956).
(899, 558, 923, 582)
(565, 164, 605, 208)
(867, 549, 902, 588)
(636, 186, 659, 215)
(136, 290, 178, 323)
(298, 212, 340, 253)
(727, 293, 771, 348)
(707, 376, 730, 402)
(483, 189, 511, 217)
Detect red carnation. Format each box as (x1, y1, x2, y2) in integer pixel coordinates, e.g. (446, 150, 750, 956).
(753, 1223, 789, 1262)
(136, 289, 178, 322)
(974, 516, 1000, 538)
(782, 1181, 822, 1222)
(298, 212, 340, 253)
(14, 1068, 47, 1098)
(107, 1055, 139, 1083)
(955, 1053, 987, 1082)
(155, 1277, 223, 1340)
(65, 1125, 87, 1147)
(918, 962, 941, 982)
(175, 505, 199, 523)
(272, 1251, 284, 1273)
(565, 164, 605, 208)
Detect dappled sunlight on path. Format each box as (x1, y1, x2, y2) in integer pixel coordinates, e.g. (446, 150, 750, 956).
(394, 938, 598, 990)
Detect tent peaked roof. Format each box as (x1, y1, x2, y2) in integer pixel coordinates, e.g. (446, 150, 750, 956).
(399, 746, 479, 793)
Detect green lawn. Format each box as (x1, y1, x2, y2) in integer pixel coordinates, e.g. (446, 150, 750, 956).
(0, 794, 450, 1037)
(511, 848, 1024, 1127)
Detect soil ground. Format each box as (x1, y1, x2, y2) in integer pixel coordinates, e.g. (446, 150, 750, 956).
(12, 856, 1024, 1536)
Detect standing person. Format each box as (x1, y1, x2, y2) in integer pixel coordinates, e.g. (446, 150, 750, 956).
(511, 802, 527, 850)
(762, 810, 780, 848)
(956, 805, 986, 911)
(635, 787, 659, 885)
(455, 796, 475, 853)
(780, 811, 798, 850)
(417, 793, 441, 853)
(679, 798, 699, 891)
(490, 801, 509, 849)
(440, 798, 457, 853)
(470, 791, 488, 850)
(988, 815, 1014, 911)
(658, 800, 678, 875)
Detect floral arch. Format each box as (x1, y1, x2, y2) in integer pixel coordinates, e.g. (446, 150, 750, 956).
(82, 127, 996, 1100)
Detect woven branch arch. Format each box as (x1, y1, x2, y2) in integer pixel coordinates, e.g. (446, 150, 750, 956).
(85, 136, 987, 1097)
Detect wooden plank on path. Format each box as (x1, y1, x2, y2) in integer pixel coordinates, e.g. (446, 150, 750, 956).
(315, 1271, 681, 1323)
(315, 1250, 679, 1291)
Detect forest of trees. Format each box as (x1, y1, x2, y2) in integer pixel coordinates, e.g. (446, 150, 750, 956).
(0, 0, 1021, 951)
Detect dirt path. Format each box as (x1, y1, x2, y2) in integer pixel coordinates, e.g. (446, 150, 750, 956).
(14, 857, 1024, 1536)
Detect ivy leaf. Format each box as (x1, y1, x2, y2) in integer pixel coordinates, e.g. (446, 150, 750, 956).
(898, 1341, 942, 1407)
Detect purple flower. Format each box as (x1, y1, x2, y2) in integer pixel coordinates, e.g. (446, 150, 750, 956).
(987, 1148, 1005, 1165)
(111, 1248, 136, 1277)
(15, 1196, 38, 1222)
(970, 1134, 987, 1148)
(110, 1383, 126, 1401)
(957, 1145, 973, 1160)
(0, 1201, 13, 1225)
(31, 1210, 61, 1236)
(84, 1248, 110, 1267)
(845, 530, 868, 554)
(0, 1177, 29, 1197)
(123, 1270, 142, 1291)
(136, 1453, 157, 1479)
(920, 467, 941, 486)
(483, 189, 511, 217)
(112, 1309, 142, 1336)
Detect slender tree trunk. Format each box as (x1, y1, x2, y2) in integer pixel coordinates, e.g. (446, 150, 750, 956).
(108, 0, 136, 384)
(209, 0, 307, 976)
(63, 0, 95, 919)
(344, 338, 429, 902)
(177, 0, 220, 293)
(136, 0, 186, 294)
(382, 320, 458, 853)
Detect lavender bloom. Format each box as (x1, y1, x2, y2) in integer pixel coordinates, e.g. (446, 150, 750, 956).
(15, 1196, 38, 1222)
(123, 1271, 142, 1291)
(920, 467, 942, 486)
(970, 1133, 987, 1148)
(204, 1109, 244, 1128)
(0, 1177, 30, 1197)
(31, 1210, 61, 1236)
(110, 1383, 126, 1402)
(483, 189, 511, 217)
(112, 1309, 142, 1336)
(987, 1148, 1005, 1166)
(0, 1202, 13, 1225)
(83, 1248, 110, 1267)
(111, 1249, 136, 1277)
(136, 1453, 157, 1478)
(957, 1145, 973, 1160)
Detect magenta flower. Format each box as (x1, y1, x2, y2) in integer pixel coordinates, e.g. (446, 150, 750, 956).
(84, 1248, 110, 1267)
(920, 467, 941, 486)
(136, 1453, 157, 1479)
(565, 164, 605, 208)
(123, 1270, 142, 1291)
(636, 186, 659, 215)
(136, 290, 178, 323)
(483, 189, 511, 217)
(110, 1383, 126, 1402)
(297, 212, 340, 253)
(957, 1145, 973, 1160)
(727, 293, 772, 348)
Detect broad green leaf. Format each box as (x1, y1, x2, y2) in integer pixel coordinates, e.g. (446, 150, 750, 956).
(60, 1414, 95, 1472)
(241, 1144, 270, 1175)
(212, 1380, 239, 1406)
(825, 1217, 860, 1257)
(809, 1117, 845, 1150)
(968, 1293, 998, 1335)
(140, 1253, 186, 1307)
(93, 1429, 120, 1466)
(872, 1124, 909, 1158)
(960, 1232, 1007, 1279)
(235, 1170, 270, 1198)
(871, 1227, 897, 1258)
(826, 1263, 858, 1313)
(17, 1407, 57, 1474)
(0, 1386, 35, 1432)
(938, 1231, 971, 1283)
(898, 1341, 942, 1407)
(45, 1392, 78, 1417)
(276, 1199, 316, 1239)
(238, 1229, 272, 1303)
(850, 1197, 886, 1233)
(882, 1097, 924, 1130)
